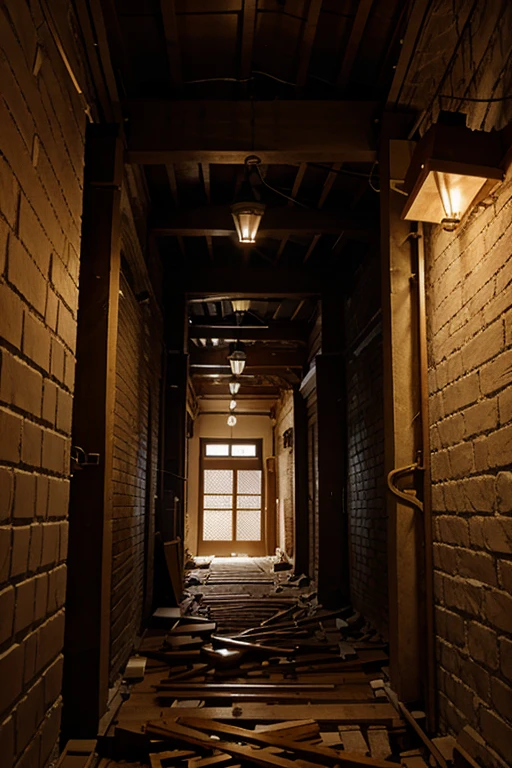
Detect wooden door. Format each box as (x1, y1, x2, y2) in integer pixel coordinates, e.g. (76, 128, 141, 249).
(198, 439, 266, 556)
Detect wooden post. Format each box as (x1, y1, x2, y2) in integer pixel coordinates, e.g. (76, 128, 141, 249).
(265, 457, 277, 554)
(62, 124, 123, 737)
(293, 386, 309, 575)
(380, 135, 423, 702)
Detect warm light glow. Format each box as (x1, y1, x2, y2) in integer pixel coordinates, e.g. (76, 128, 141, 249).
(229, 399, 237, 410)
(229, 380, 241, 395)
(228, 350, 246, 375)
(227, 414, 237, 427)
(231, 202, 265, 243)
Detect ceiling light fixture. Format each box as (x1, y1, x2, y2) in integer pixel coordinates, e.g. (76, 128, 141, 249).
(231, 156, 266, 244)
(229, 399, 237, 410)
(228, 342, 246, 375)
(402, 113, 504, 232)
(227, 414, 237, 427)
(229, 379, 241, 395)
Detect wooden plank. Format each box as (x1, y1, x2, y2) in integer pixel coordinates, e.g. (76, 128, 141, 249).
(169, 622, 216, 635)
(160, 0, 182, 87)
(125, 100, 379, 164)
(155, 687, 375, 702)
(366, 727, 391, 760)
(189, 322, 308, 342)
(152, 702, 398, 724)
(183, 266, 324, 298)
(239, 0, 257, 80)
(176, 718, 395, 767)
(337, 0, 374, 90)
(386, 0, 431, 107)
(338, 727, 369, 755)
(62, 125, 124, 737)
(296, 0, 323, 87)
(303, 234, 321, 264)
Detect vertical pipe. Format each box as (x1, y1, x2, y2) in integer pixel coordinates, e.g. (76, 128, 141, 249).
(416, 223, 436, 732)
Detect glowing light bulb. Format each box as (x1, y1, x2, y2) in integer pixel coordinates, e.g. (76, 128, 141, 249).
(229, 400, 237, 410)
(227, 414, 237, 427)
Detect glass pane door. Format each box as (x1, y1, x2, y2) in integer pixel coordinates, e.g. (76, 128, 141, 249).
(236, 469, 262, 541)
(202, 469, 233, 540)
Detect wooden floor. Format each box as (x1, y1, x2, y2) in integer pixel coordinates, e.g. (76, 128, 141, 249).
(96, 558, 440, 768)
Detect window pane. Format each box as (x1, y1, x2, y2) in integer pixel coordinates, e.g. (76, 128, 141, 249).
(237, 495, 261, 509)
(236, 509, 261, 540)
(204, 494, 232, 509)
(204, 469, 233, 494)
(237, 469, 262, 494)
(231, 444, 257, 457)
(205, 444, 230, 456)
(203, 509, 232, 540)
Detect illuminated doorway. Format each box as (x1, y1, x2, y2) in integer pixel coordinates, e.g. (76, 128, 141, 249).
(198, 438, 265, 556)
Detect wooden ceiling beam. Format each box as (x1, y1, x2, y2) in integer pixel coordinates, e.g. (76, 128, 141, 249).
(153, 205, 372, 237)
(275, 162, 308, 264)
(183, 267, 323, 298)
(296, 0, 323, 88)
(125, 100, 379, 164)
(337, 0, 374, 90)
(160, 0, 182, 88)
(190, 346, 306, 369)
(386, 0, 431, 107)
(189, 322, 308, 342)
(239, 0, 257, 80)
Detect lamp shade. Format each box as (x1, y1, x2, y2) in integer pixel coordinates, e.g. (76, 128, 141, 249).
(228, 350, 246, 375)
(402, 120, 503, 231)
(229, 399, 237, 410)
(230, 201, 266, 243)
(227, 414, 237, 427)
(229, 380, 241, 395)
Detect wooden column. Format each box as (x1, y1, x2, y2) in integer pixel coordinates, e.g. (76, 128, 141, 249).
(293, 386, 309, 575)
(380, 136, 423, 702)
(62, 125, 123, 737)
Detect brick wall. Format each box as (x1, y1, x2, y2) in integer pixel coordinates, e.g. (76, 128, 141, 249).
(274, 390, 294, 558)
(427, 167, 512, 766)
(345, 256, 387, 638)
(0, 1, 86, 765)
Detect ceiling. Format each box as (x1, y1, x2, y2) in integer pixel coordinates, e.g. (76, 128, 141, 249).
(100, 0, 413, 398)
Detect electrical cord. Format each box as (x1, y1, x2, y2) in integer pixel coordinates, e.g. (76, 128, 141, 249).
(254, 163, 310, 208)
(184, 71, 297, 87)
(439, 93, 512, 102)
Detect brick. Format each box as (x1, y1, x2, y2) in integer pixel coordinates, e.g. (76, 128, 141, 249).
(50, 254, 77, 313)
(47, 565, 66, 613)
(457, 549, 497, 586)
(0, 407, 22, 463)
(34, 573, 48, 623)
(0, 281, 23, 349)
(438, 413, 465, 447)
(0, 527, 11, 582)
(42, 430, 67, 474)
(22, 629, 37, 687)
(433, 542, 457, 574)
(443, 373, 480, 415)
(14, 577, 36, 634)
(0, 643, 23, 717)
(56, 388, 73, 434)
(42, 379, 57, 425)
(47, 478, 69, 519)
(12, 471, 36, 520)
(59, 521, 68, 562)
(480, 348, 512, 396)
(487, 423, 512, 468)
(467, 621, 498, 670)
(435, 606, 465, 647)
(499, 386, 512, 425)
(56, 300, 76, 352)
(491, 677, 512, 724)
(21, 420, 42, 467)
(460, 475, 495, 513)
(499, 559, 512, 593)
(0, 468, 14, 522)
(459, 657, 491, 702)
(42, 655, 63, 708)
(64, 351, 75, 391)
(0, 586, 15, 645)
(18, 195, 52, 276)
(50, 337, 65, 383)
(45, 288, 58, 332)
(448, 442, 474, 478)
(500, 637, 512, 683)
(15, 678, 44, 754)
(6, 237, 46, 317)
(22, 311, 51, 372)
(0, 351, 42, 418)
(472, 436, 490, 471)
(40, 700, 62, 767)
(437, 516, 470, 546)
(37, 611, 65, 670)
(16, 731, 41, 768)
(442, 481, 466, 512)
(479, 709, 512, 762)
(463, 398, 498, 438)
(11, 526, 30, 578)
(462, 320, 504, 373)
(35, 475, 49, 520)
(0, 155, 19, 228)
(484, 588, 512, 633)
(431, 450, 450, 482)
(28, 524, 42, 573)
(41, 523, 60, 568)
(469, 516, 512, 554)
(496, 471, 512, 513)
(443, 575, 483, 617)
(0, 715, 15, 768)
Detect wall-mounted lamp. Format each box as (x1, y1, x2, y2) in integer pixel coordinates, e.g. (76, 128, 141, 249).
(229, 379, 241, 395)
(228, 343, 246, 375)
(231, 156, 265, 243)
(402, 114, 504, 232)
(227, 414, 237, 427)
(229, 399, 237, 410)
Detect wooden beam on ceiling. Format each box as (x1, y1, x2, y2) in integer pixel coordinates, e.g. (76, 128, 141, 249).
(239, 0, 257, 80)
(275, 162, 308, 264)
(296, 0, 323, 88)
(190, 346, 306, 369)
(188, 321, 308, 342)
(318, 163, 341, 208)
(386, 0, 431, 107)
(194, 384, 281, 397)
(153, 205, 372, 237)
(337, 0, 375, 90)
(125, 100, 379, 164)
(303, 234, 321, 263)
(160, 0, 182, 88)
(183, 267, 323, 298)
